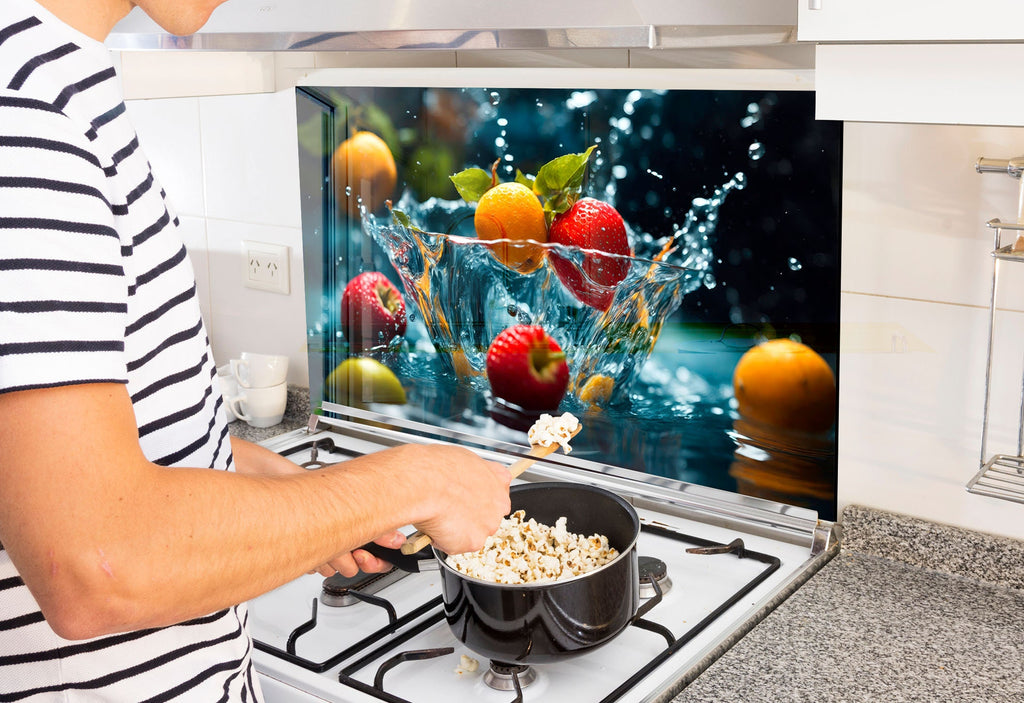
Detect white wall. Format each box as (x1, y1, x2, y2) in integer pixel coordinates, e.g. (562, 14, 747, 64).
(125, 90, 310, 386)
(120, 56, 1024, 540)
(840, 122, 1024, 539)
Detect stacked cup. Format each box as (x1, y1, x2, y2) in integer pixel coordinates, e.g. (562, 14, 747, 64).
(223, 352, 289, 428)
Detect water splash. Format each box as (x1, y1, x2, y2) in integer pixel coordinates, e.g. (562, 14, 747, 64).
(354, 88, 769, 402)
(740, 101, 762, 128)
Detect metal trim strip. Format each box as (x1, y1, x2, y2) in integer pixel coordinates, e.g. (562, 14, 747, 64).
(105, 25, 796, 52)
(307, 404, 833, 551)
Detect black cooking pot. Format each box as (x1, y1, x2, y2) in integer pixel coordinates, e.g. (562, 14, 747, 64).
(363, 482, 649, 664)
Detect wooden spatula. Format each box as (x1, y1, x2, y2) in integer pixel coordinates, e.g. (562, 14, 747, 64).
(399, 426, 581, 555)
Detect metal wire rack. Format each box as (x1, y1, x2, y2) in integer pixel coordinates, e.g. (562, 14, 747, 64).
(970, 157, 1024, 505)
(967, 454, 1024, 505)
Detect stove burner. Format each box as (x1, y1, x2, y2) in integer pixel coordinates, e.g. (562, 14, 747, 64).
(483, 661, 538, 691)
(320, 568, 407, 607)
(638, 555, 673, 599)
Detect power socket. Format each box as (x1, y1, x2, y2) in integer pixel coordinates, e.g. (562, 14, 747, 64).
(242, 241, 290, 294)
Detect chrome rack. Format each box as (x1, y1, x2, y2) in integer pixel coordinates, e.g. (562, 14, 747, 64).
(968, 156, 1024, 505)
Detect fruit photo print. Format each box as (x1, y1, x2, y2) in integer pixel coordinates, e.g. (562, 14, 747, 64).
(295, 85, 842, 519)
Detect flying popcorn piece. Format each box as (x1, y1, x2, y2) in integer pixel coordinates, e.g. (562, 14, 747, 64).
(527, 412, 580, 454)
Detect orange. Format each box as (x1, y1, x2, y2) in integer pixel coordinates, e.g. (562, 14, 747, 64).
(579, 374, 614, 407)
(332, 131, 397, 217)
(474, 182, 548, 273)
(732, 338, 836, 433)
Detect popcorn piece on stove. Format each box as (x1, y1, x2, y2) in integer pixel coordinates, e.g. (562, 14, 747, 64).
(459, 655, 478, 673)
(454, 652, 480, 676)
(445, 510, 618, 584)
(527, 412, 580, 453)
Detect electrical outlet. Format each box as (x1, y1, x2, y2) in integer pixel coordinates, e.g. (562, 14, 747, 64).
(242, 241, 290, 294)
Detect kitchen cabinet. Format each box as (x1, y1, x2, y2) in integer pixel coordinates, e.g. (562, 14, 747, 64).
(813, 43, 1024, 126)
(800, 2, 1024, 126)
(798, 0, 1024, 42)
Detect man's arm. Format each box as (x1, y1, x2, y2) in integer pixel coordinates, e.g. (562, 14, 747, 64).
(229, 435, 403, 576)
(0, 383, 510, 640)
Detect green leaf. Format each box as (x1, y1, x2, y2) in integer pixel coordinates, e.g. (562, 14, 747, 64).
(542, 190, 574, 219)
(450, 168, 493, 203)
(514, 169, 535, 189)
(391, 208, 412, 228)
(532, 145, 596, 200)
(390, 207, 428, 235)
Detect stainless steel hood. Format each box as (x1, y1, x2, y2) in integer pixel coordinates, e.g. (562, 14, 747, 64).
(106, 0, 797, 52)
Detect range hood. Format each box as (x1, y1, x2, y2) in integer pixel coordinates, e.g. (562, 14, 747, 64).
(107, 0, 797, 52)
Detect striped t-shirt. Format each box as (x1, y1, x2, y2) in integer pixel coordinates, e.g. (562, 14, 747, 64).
(0, 0, 261, 700)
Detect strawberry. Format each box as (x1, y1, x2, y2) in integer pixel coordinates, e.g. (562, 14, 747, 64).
(341, 271, 407, 351)
(548, 197, 631, 311)
(485, 325, 569, 411)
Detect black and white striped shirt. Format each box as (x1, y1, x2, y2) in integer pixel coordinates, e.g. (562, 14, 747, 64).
(0, 0, 260, 699)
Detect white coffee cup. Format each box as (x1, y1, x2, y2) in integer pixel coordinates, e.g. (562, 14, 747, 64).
(226, 382, 288, 428)
(231, 352, 289, 389)
(216, 364, 239, 421)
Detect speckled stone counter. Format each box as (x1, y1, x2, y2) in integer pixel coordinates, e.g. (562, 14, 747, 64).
(672, 505, 1024, 702)
(227, 385, 310, 444)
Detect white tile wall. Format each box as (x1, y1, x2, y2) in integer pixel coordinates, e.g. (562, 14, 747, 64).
(198, 92, 302, 229)
(841, 121, 1024, 539)
(204, 218, 306, 371)
(122, 59, 1024, 539)
(126, 97, 205, 217)
(119, 51, 276, 99)
(125, 88, 309, 385)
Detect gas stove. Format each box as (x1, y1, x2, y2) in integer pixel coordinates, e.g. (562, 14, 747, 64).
(247, 413, 837, 703)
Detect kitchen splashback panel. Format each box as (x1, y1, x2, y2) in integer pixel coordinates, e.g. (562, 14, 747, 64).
(294, 79, 842, 519)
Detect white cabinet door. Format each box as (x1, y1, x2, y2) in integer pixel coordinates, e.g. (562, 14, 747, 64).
(798, 0, 1024, 42)
(815, 43, 1024, 126)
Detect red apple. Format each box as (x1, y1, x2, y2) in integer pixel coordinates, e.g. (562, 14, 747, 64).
(548, 197, 631, 311)
(341, 271, 407, 351)
(485, 325, 569, 411)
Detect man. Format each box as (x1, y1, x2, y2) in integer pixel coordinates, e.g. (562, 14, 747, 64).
(0, 0, 512, 699)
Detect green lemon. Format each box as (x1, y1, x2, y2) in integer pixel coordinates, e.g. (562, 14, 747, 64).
(325, 357, 407, 407)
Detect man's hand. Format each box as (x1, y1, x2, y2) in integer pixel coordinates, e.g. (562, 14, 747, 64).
(402, 445, 512, 556)
(312, 530, 405, 578)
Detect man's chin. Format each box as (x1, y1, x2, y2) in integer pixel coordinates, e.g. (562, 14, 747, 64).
(135, 1, 223, 38)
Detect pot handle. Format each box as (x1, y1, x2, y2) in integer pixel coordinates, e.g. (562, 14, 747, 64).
(359, 542, 438, 573)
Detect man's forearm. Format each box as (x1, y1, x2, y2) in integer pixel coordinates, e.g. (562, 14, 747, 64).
(0, 384, 502, 639)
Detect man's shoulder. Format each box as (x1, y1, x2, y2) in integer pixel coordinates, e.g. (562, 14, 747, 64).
(0, 87, 106, 174)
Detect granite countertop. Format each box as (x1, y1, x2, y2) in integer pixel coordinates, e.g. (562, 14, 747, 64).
(672, 505, 1024, 702)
